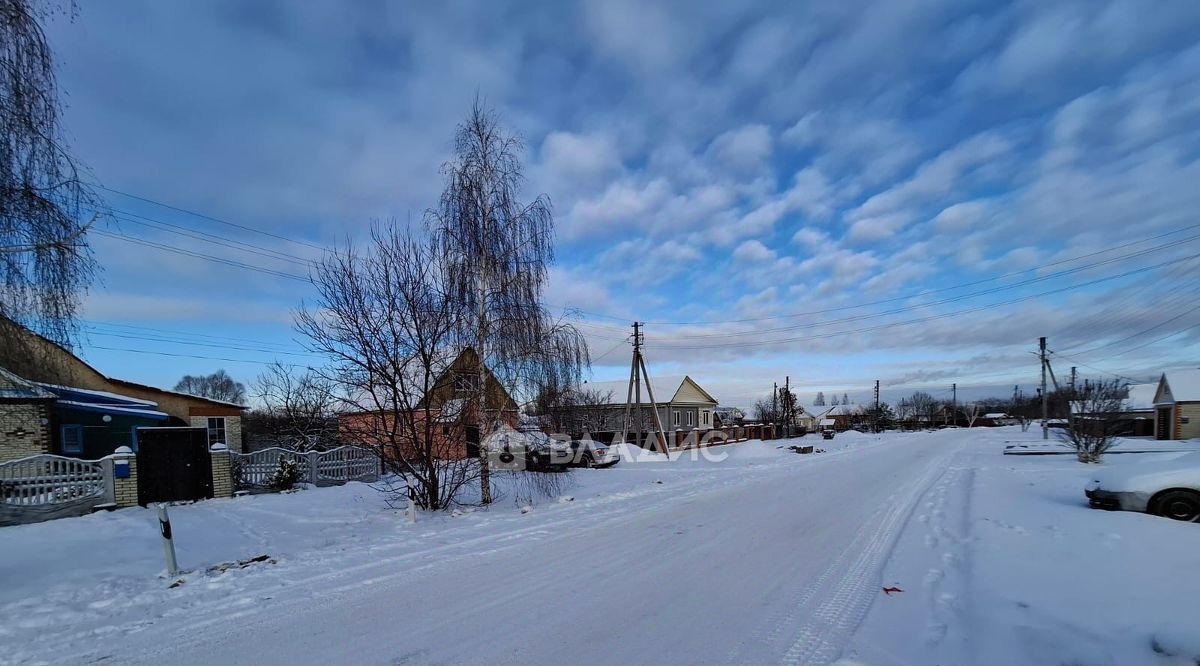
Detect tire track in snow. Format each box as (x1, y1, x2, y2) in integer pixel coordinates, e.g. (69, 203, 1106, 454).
(725, 446, 958, 666)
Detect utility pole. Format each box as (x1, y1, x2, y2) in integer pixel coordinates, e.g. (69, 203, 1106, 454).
(1040, 336, 1048, 440)
(874, 380, 880, 433)
(952, 383, 957, 427)
(784, 376, 790, 437)
(618, 322, 669, 457)
(772, 381, 778, 426)
(1069, 366, 1077, 396)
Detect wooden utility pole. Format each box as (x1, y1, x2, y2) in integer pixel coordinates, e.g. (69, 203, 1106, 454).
(617, 322, 669, 457)
(784, 376, 790, 437)
(1040, 336, 1048, 440)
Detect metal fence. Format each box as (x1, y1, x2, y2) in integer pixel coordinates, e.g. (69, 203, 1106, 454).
(0, 454, 114, 526)
(230, 446, 379, 490)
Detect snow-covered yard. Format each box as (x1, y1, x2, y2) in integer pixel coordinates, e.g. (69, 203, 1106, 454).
(2, 428, 1198, 665)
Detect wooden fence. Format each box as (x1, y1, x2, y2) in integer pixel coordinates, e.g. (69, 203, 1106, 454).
(230, 446, 379, 490)
(0, 454, 114, 526)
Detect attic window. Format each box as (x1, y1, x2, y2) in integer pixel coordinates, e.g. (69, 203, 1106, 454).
(454, 373, 479, 396)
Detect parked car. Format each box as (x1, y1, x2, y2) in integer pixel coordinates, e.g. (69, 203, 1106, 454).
(822, 430, 835, 440)
(565, 439, 620, 468)
(1085, 453, 1200, 522)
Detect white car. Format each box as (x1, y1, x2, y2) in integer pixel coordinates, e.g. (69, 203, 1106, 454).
(1085, 452, 1200, 522)
(564, 439, 620, 468)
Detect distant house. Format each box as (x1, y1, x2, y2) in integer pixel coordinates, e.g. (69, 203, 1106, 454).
(823, 405, 861, 431)
(793, 405, 823, 432)
(0, 321, 247, 456)
(574, 375, 719, 442)
(713, 406, 744, 428)
(1152, 369, 1200, 440)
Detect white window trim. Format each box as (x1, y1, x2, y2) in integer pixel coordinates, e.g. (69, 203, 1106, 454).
(673, 411, 681, 426)
(207, 417, 227, 446)
(61, 424, 83, 454)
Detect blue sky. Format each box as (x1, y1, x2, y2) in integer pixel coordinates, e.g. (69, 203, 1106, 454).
(43, 0, 1200, 409)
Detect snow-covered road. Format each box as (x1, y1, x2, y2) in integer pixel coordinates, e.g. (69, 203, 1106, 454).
(26, 434, 958, 665)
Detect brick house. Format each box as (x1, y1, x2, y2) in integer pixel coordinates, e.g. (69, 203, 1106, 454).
(1153, 369, 1200, 440)
(0, 319, 247, 455)
(338, 348, 519, 460)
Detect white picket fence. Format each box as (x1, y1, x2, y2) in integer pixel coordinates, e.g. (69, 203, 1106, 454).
(1, 454, 114, 526)
(230, 446, 378, 489)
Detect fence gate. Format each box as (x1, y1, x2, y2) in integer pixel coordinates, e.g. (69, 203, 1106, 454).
(136, 427, 212, 505)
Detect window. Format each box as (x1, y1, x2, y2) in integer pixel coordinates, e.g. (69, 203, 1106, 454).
(206, 417, 227, 447)
(454, 372, 479, 396)
(61, 424, 83, 454)
(686, 411, 693, 426)
(702, 411, 709, 425)
(673, 411, 681, 426)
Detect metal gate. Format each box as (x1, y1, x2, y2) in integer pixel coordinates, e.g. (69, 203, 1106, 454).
(136, 427, 212, 505)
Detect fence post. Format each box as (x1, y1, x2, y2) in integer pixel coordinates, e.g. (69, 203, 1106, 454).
(307, 450, 320, 485)
(111, 446, 139, 507)
(209, 444, 233, 498)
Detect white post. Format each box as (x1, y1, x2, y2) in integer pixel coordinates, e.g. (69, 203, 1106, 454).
(156, 503, 180, 576)
(405, 486, 418, 524)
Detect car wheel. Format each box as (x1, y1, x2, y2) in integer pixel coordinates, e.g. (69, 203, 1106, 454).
(1151, 490, 1200, 522)
(580, 453, 594, 468)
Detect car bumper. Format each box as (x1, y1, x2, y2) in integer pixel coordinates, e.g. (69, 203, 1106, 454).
(1085, 487, 1151, 512)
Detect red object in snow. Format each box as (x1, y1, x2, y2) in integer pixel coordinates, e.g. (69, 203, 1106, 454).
(882, 586, 904, 595)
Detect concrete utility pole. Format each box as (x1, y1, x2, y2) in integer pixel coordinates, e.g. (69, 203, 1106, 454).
(1070, 366, 1077, 396)
(633, 321, 642, 450)
(784, 376, 790, 437)
(1040, 336, 1049, 440)
(952, 383, 957, 427)
(874, 380, 880, 432)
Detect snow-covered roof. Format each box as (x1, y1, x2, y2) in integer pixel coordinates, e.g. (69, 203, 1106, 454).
(34, 381, 159, 407)
(1158, 369, 1200, 403)
(55, 400, 169, 420)
(1124, 383, 1158, 411)
(824, 405, 859, 416)
(0, 367, 55, 400)
(983, 413, 1009, 419)
(818, 418, 836, 426)
(580, 375, 717, 406)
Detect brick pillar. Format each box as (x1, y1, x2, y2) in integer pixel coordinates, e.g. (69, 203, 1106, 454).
(210, 443, 233, 498)
(675, 428, 685, 448)
(112, 446, 139, 507)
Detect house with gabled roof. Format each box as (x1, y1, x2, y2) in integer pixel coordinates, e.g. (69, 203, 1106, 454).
(1153, 369, 1200, 440)
(573, 375, 719, 440)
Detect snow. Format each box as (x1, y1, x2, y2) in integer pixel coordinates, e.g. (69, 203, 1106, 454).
(1091, 451, 1200, 494)
(3, 428, 1198, 665)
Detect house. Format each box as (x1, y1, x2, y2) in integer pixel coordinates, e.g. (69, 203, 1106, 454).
(337, 348, 519, 460)
(0, 320, 247, 455)
(0, 366, 180, 461)
(823, 405, 861, 431)
(573, 375, 719, 442)
(1152, 369, 1200, 440)
(713, 406, 745, 428)
(793, 405, 823, 432)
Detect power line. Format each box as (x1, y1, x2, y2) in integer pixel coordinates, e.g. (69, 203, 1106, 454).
(105, 208, 317, 266)
(83, 328, 321, 357)
(646, 253, 1200, 350)
(99, 186, 327, 251)
(86, 345, 305, 366)
(83, 320, 307, 349)
(657, 237, 1200, 341)
(567, 223, 1200, 326)
(93, 229, 312, 282)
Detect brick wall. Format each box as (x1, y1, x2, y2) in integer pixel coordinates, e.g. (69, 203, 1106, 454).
(113, 452, 139, 507)
(210, 448, 233, 498)
(188, 415, 244, 453)
(0, 402, 52, 462)
(1179, 402, 1200, 440)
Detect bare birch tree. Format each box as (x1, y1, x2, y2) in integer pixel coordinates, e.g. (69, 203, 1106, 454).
(1, 0, 100, 348)
(428, 101, 588, 504)
(296, 223, 480, 510)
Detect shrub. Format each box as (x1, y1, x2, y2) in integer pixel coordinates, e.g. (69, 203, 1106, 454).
(268, 455, 300, 491)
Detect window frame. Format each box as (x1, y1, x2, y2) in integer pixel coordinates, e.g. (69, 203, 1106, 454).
(60, 424, 83, 454)
(206, 417, 227, 447)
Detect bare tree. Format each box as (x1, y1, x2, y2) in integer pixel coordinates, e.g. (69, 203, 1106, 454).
(965, 403, 982, 428)
(174, 369, 247, 404)
(531, 384, 613, 437)
(906, 391, 938, 429)
(1059, 378, 1127, 463)
(297, 222, 481, 510)
(753, 398, 779, 424)
(428, 101, 588, 504)
(1, 1, 100, 349)
(244, 362, 340, 451)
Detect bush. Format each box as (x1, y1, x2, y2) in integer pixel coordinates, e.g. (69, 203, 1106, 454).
(268, 455, 300, 491)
